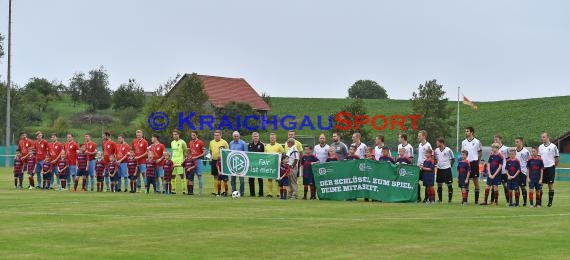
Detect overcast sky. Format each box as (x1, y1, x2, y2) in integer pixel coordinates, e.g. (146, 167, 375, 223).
(0, 0, 568, 101)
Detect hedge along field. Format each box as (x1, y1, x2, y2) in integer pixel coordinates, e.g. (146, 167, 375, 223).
(269, 96, 570, 147)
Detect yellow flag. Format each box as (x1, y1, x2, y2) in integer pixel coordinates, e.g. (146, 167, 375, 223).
(463, 96, 478, 110)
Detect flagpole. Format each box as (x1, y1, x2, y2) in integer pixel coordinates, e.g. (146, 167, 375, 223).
(456, 86, 460, 153)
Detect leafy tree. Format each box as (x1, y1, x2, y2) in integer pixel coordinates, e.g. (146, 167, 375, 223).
(113, 79, 145, 110)
(329, 98, 371, 143)
(261, 92, 272, 108)
(86, 67, 112, 111)
(22, 78, 63, 112)
(68, 72, 88, 106)
(140, 73, 213, 140)
(0, 33, 4, 59)
(217, 102, 258, 136)
(408, 79, 454, 146)
(347, 80, 388, 99)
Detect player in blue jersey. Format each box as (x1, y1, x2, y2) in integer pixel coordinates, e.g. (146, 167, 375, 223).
(457, 151, 471, 205)
(527, 147, 544, 207)
(420, 149, 436, 204)
(482, 143, 503, 206)
(378, 147, 395, 163)
(505, 149, 521, 206)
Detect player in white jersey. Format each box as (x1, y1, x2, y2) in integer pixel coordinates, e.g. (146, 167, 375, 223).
(373, 135, 389, 161)
(313, 134, 330, 163)
(434, 138, 455, 203)
(461, 127, 482, 204)
(397, 133, 414, 159)
(351, 132, 367, 159)
(538, 132, 559, 207)
(494, 134, 510, 204)
(416, 131, 431, 203)
(514, 137, 531, 206)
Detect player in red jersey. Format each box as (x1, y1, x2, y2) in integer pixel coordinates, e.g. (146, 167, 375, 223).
(34, 132, 49, 188)
(95, 152, 106, 192)
(102, 132, 116, 192)
(132, 130, 149, 192)
(115, 134, 131, 192)
(13, 150, 24, 189)
(48, 134, 63, 189)
(57, 152, 69, 191)
(126, 151, 138, 193)
(64, 134, 79, 190)
(188, 131, 206, 195)
(150, 134, 166, 193)
(74, 145, 89, 192)
(18, 132, 34, 171)
(83, 133, 97, 191)
(162, 152, 174, 194)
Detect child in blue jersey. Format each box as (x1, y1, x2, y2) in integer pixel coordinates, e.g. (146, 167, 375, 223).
(396, 147, 412, 164)
(279, 154, 291, 200)
(420, 149, 435, 203)
(506, 149, 521, 206)
(378, 147, 395, 163)
(345, 145, 360, 160)
(301, 146, 319, 200)
(457, 151, 471, 205)
(483, 143, 503, 206)
(527, 147, 544, 207)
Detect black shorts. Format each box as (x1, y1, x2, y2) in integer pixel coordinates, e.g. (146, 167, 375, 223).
(128, 175, 137, 181)
(436, 168, 453, 184)
(542, 166, 555, 184)
(469, 161, 479, 178)
(501, 174, 508, 184)
(77, 169, 88, 177)
(419, 170, 424, 181)
(96, 176, 104, 182)
(211, 160, 219, 176)
(14, 173, 23, 178)
(518, 174, 527, 187)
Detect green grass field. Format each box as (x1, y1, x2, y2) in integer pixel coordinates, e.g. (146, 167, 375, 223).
(2, 167, 570, 259)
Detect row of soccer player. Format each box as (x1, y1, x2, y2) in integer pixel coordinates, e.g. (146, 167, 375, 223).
(12, 128, 560, 204)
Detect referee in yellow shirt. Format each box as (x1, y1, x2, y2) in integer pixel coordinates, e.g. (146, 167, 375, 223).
(264, 133, 284, 198)
(209, 130, 229, 195)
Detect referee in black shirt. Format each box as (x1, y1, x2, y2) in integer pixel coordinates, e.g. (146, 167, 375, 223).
(248, 132, 265, 197)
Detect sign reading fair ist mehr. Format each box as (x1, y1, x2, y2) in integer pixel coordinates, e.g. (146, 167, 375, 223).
(220, 149, 281, 179)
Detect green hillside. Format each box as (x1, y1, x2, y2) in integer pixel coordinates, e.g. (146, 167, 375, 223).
(13, 95, 570, 149)
(269, 96, 570, 147)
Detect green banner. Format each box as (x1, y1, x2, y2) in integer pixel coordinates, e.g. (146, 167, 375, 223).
(220, 149, 281, 179)
(313, 159, 420, 202)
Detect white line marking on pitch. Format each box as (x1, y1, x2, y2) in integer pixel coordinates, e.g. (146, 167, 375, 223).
(6, 212, 570, 221)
